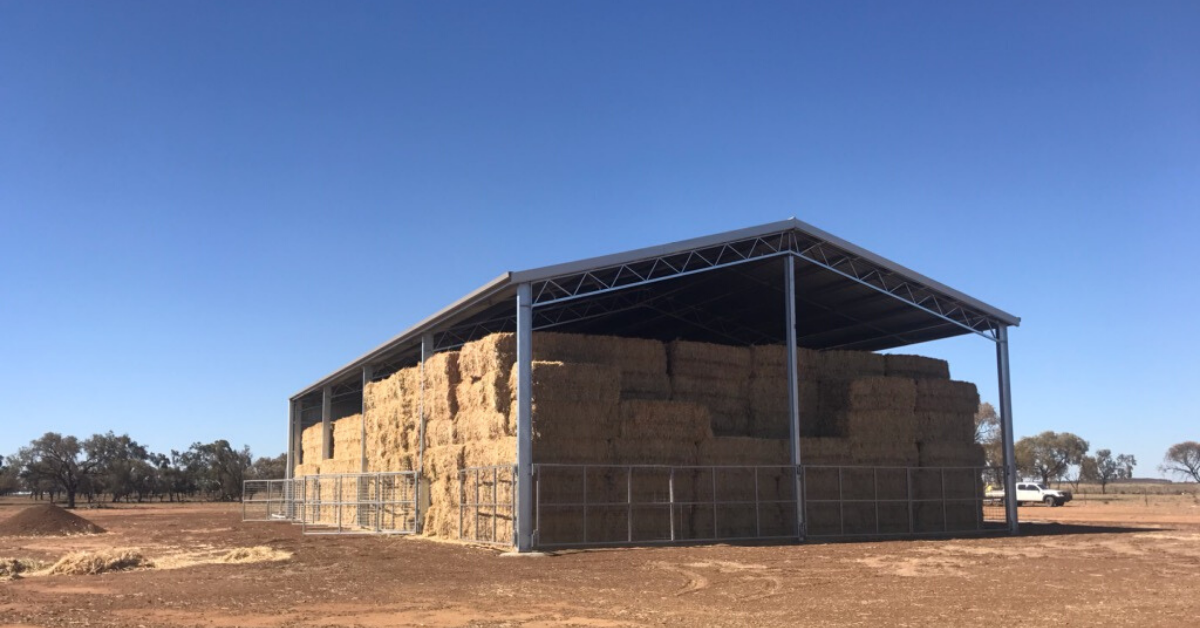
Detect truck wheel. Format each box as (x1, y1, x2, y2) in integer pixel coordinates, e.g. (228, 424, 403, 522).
(1044, 496, 1057, 507)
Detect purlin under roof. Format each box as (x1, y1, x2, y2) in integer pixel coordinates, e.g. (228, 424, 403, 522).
(292, 219, 1019, 400)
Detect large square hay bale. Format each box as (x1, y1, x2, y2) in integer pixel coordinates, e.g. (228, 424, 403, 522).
(847, 377, 917, 413)
(668, 340, 752, 379)
(917, 441, 985, 468)
(534, 332, 669, 399)
(749, 344, 820, 379)
(817, 350, 887, 380)
(845, 409, 918, 444)
(464, 437, 516, 468)
(455, 410, 512, 442)
(848, 441, 920, 467)
(611, 438, 698, 466)
(422, 351, 461, 421)
(885, 354, 950, 380)
(532, 436, 613, 464)
(914, 411, 976, 444)
(914, 379, 979, 414)
(697, 437, 790, 466)
(617, 399, 712, 443)
(458, 333, 517, 381)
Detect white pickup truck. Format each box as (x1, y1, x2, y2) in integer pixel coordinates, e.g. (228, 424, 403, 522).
(985, 482, 1072, 507)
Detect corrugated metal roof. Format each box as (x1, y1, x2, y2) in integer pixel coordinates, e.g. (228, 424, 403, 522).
(291, 219, 1019, 400)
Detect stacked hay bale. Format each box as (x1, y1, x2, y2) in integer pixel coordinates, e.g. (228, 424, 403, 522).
(668, 341, 752, 435)
(912, 378, 985, 532)
(289, 329, 982, 543)
(535, 332, 672, 400)
(363, 367, 420, 473)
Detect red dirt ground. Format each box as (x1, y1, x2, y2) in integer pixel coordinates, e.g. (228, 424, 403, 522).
(1, 498, 1198, 627)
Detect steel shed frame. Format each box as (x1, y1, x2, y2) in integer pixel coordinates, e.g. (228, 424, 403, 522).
(287, 219, 1021, 550)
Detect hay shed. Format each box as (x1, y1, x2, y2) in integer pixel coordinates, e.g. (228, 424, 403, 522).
(281, 219, 1021, 551)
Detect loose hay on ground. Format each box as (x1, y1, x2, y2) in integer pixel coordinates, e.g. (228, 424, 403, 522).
(45, 549, 151, 576)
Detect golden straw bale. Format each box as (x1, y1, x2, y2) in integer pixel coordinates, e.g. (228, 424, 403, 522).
(748, 378, 819, 438)
(799, 437, 853, 466)
(455, 375, 511, 418)
(424, 418, 456, 447)
(456, 410, 511, 442)
(532, 437, 613, 464)
(459, 333, 517, 380)
(885, 354, 950, 380)
(847, 377, 917, 413)
(530, 361, 621, 404)
(918, 442, 985, 468)
(618, 370, 672, 400)
(617, 399, 712, 443)
(534, 332, 667, 374)
(914, 411, 976, 444)
(531, 399, 619, 440)
(611, 438, 698, 466)
(697, 437, 790, 466)
(848, 441, 919, 467)
(293, 462, 321, 477)
(816, 350, 887, 380)
(668, 340, 752, 379)
(749, 344, 820, 379)
(424, 445, 465, 482)
(464, 437, 516, 468)
(846, 410, 917, 444)
(914, 379, 979, 414)
(422, 351, 461, 421)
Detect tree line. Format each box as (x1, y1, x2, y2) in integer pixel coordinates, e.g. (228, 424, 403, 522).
(975, 403, 1200, 492)
(0, 431, 285, 508)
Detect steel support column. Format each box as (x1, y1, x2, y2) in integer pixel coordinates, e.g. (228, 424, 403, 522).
(361, 366, 372, 473)
(418, 333, 433, 533)
(784, 256, 805, 540)
(997, 325, 1018, 534)
(516, 282, 534, 551)
(286, 399, 296, 479)
(321, 386, 332, 460)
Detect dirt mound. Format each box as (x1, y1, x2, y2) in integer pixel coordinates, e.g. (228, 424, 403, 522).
(0, 504, 106, 536)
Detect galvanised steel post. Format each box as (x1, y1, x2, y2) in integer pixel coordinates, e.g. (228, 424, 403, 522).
(784, 255, 806, 540)
(418, 332, 434, 533)
(321, 386, 332, 460)
(997, 325, 1019, 534)
(516, 282, 534, 551)
(361, 365, 372, 473)
(286, 399, 296, 480)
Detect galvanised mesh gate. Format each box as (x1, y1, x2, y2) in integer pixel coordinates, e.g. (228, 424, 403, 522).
(242, 479, 301, 522)
(803, 465, 1009, 538)
(298, 472, 418, 535)
(530, 464, 1013, 548)
(533, 464, 801, 548)
(458, 465, 517, 546)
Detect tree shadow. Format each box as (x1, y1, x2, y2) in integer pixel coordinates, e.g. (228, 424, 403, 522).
(1017, 521, 1170, 537)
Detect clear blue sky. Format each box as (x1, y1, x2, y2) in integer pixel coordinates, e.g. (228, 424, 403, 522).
(2, 3, 1196, 477)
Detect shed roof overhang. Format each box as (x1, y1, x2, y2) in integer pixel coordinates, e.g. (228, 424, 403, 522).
(292, 219, 1020, 400)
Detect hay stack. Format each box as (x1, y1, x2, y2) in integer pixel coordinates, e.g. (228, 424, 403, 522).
(330, 414, 363, 462)
(669, 341, 752, 435)
(423, 351, 460, 421)
(697, 437, 789, 466)
(844, 378, 917, 445)
(885, 354, 950, 380)
(300, 423, 324, 465)
(364, 367, 420, 472)
(535, 332, 671, 400)
(817, 350, 887, 380)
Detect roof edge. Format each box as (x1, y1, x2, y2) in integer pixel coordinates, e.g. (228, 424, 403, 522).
(290, 272, 513, 400)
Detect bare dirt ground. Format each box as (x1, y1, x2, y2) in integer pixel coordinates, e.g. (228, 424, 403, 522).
(2, 496, 1199, 627)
